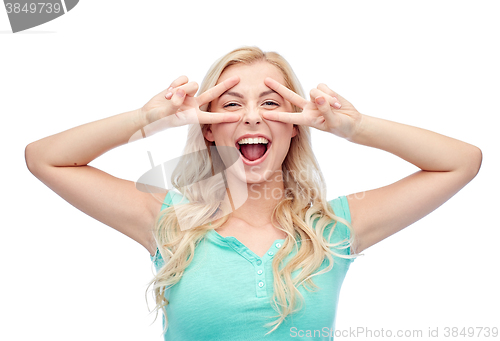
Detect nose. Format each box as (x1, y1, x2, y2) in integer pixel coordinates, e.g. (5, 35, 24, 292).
(242, 106, 262, 126)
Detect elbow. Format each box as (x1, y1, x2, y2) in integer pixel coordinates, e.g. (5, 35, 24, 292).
(25, 143, 34, 174)
(474, 147, 483, 176)
(25, 143, 39, 175)
(464, 146, 482, 179)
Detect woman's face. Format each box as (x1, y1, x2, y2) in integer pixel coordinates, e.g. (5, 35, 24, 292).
(204, 61, 297, 184)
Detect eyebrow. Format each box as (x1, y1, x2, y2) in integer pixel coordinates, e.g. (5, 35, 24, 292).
(219, 89, 279, 99)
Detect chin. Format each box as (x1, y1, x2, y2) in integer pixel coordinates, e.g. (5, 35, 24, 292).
(227, 164, 272, 184)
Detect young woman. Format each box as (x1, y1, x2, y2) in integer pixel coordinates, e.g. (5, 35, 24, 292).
(25, 46, 482, 340)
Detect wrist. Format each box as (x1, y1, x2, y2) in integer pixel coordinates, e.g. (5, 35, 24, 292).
(346, 113, 367, 143)
(134, 107, 150, 127)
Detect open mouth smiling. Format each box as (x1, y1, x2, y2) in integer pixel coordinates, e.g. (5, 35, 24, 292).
(235, 134, 272, 165)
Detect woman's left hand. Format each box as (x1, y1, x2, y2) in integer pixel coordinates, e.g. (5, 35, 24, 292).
(262, 77, 364, 140)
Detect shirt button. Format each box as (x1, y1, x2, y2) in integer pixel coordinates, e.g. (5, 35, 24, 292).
(257, 269, 263, 275)
(268, 251, 274, 256)
(275, 243, 282, 248)
(258, 281, 265, 287)
(256, 259, 262, 265)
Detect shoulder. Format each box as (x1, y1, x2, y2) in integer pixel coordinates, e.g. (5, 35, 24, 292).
(163, 190, 189, 206)
(149, 190, 190, 258)
(328, 195, 351, 225)
(325, 196, 356, 260)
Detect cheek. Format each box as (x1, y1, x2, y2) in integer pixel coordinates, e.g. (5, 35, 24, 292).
(273, 123, 295, 138)
(211, 126, 222, 143)
(270, 126, 295, 153)
(211, 124, 235, 144)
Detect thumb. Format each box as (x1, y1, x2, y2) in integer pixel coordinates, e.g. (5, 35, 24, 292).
(170, 88, 186, 108)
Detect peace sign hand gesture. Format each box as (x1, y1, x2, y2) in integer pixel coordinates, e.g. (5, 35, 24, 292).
(261, 77, 363, 140)
(140, 75, 242, 128)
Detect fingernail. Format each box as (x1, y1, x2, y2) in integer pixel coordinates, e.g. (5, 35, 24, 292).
(334, 102, 341, 109)
(165, 92, 173, 99)
(176, 89, 185, 97)
(316, 97, 325, 105)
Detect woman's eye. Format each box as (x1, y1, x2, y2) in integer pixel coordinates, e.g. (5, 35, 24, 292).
(223, 101, 278, 108)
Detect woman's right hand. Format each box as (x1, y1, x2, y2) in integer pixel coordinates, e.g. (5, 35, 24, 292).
(139, 75, 241, 128)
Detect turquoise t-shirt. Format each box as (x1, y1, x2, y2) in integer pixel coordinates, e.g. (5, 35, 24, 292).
(150, 191, 355, 341)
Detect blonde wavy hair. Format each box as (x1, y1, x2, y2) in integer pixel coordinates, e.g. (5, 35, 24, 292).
(146, 46, 358, 336)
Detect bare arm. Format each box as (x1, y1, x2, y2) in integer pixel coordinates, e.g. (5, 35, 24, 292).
(259, 79, 482, 255)
(25, 76, 195, 256)
(25, 75, 241, 257)
(346, 114, 482, 254)
(25, 108, 168, 256)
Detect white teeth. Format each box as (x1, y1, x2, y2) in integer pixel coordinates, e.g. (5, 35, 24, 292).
(237, 137, 269, 145)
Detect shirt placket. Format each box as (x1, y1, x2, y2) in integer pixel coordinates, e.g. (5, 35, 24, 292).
(226, 239, 284, 298)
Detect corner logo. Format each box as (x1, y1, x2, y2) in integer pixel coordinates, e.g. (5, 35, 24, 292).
(3, 0, 79, 33)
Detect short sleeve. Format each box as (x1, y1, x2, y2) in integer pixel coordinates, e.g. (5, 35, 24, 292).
(327, 195, 355, 263)
(149, 191, 190, 268)
(150, 191, 174, 265)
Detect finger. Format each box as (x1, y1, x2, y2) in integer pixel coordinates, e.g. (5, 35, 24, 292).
(177, 81, 199, 96)
(261, 111, 309, 125)
(310, 88, 341, 109)
(317, 83, 344, 108)
(165, 81, 198, 100)
(196, 76, 240, 105)
(165, 75, 189, 100)
(312, 94, 331, 114)
(310, 92, 339, 129)
(264, 77, 308, 109)
(169, 75, 189, 89)
(197, 111, 242, 124)
(170, 88, 186, 107)
(172, 108, 241, 125)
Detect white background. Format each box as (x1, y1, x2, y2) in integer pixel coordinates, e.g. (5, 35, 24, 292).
(1, 1, 499, 340)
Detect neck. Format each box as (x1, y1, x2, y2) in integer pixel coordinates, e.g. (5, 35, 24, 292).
(222, 169, 286, 227)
